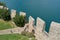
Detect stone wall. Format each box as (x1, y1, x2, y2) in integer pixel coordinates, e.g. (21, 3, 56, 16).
(36, 17, 45, 32)
(19, 12, 26, 16)
(35, 17, 49, 40)
(11, 9, 16, 19)
(0, 5, 60, 40)
(28, 16, 60, 40)
(49, 21, 60, 40)
(0, 6, 3, 9)
(28, 16, 35, 33)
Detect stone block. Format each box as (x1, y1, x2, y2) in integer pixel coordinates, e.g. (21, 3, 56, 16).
(49, 21, 60, 40)
(11, 9, 16, 19)
(36, 17, 45, 32)
(0, 6, 3, 9)
(19, 12, 26, 16)
(28, 16, 35, 32)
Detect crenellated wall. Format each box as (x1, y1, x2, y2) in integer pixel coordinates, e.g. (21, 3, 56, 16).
(0, 5, 60, 40)
(49, 21, 60, 40)
(28, 16, 35, 32)
(11, 9, 16, 19)
(28, 16, 60, 40)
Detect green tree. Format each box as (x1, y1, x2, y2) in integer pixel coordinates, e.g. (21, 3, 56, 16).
(2, 9, 11, 21)
(0, 2, 11, 21)
(0, 2, 6, 7)
(0, 9, 11, 21)
(13, 14, 26, 27)
(0, 9, 4, 18)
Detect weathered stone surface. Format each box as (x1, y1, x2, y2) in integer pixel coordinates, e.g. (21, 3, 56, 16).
(0, 27, 25, 35)
(0, 6, 3, 9)
(23, 23, 29, 32)
(0, 15, 60, 40)
(19, 12, 26, 16)
(35, 31, 49, 40)
(35, 17, 48, 40)
(11, 9, 16, 19)
(49, 21, 60, 40)
(36, 17, 45, 32)
(28, 16, 35, 32)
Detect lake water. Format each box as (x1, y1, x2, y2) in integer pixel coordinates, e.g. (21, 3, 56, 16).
(0, 0, 60, 32)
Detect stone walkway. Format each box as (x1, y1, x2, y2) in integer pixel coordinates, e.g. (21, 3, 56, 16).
(0, 27, 24, 35)
(0, 24, 28, 35)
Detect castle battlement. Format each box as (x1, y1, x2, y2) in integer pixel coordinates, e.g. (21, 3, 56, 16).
(0, 5, 60, 40)
(19, 12, 26, 16)
(10, 8, 60, 40)
(11, 9, 16, 19)
(28, 16, 60, 40)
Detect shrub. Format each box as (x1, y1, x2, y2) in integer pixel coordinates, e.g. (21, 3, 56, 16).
(21, 31, 35, 38)
(26, 32, 35, 38)
(2, 9, 11, 21)
(0, 2, 11, 21)
(0, 9, 11, 21)
(0, 2, 6, 7)
(21, 31, 27, 36)
(0, 9, 4, 18)
(13, 14, 26, 27)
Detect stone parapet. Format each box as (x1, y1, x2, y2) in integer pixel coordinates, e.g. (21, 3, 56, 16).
(28, 16, 35, 32)
(0, 6, 3, 9)
(49, 21, 60, 40)
(19, 12, 26, 16)
(11, 9, 16, 19)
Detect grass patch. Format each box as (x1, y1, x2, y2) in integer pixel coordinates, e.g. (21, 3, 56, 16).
(0, 19, 15, 30)
(0, 34, 31, 40)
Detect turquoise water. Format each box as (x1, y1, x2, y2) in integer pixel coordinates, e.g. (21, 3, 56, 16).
(0, 0, 60, 32)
